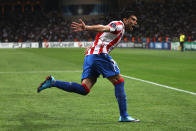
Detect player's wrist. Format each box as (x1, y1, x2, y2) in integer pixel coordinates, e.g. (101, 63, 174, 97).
(84, 25, 88, 31)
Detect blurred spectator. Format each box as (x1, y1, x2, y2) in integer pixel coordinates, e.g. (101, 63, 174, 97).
(0, 0, 195, 42)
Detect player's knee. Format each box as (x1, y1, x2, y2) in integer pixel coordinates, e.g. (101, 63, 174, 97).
(113, 77, 124, 85)
(108, 75, 123, 85)
(81, 83, 90, 96)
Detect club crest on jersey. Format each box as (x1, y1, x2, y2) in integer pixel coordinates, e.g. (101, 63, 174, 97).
(110, 23, 117, 28)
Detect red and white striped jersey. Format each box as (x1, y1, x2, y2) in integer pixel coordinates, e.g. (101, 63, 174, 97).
(86, 20, 125, 55)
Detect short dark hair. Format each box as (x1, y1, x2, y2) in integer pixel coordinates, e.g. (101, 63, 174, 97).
(106, 10, 137, 23)
(120, 10, 136, 19)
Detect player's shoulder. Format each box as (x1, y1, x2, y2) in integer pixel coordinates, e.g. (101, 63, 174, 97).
(109, 20, 124, 25)
(108, 21, 124, 30)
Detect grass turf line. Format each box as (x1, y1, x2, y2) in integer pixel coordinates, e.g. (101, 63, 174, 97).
(0, 48, 195, 131)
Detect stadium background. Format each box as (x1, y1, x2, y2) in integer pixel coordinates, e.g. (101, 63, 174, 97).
(0, 0, 195, 50)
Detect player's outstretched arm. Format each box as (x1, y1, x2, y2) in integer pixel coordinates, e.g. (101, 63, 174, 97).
(71, 19, 110, 32)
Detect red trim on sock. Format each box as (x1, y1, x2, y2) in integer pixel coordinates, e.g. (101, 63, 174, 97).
(113, 78, 124, 85)
(81, 83, 90, 93)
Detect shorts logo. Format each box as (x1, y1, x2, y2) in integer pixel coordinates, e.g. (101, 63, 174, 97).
(110, 59, 119, 71)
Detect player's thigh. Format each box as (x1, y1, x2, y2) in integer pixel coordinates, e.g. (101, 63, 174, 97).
(107, 74, 122, 84)
(95, 55, 120, 78)
(81, 77, 97, 89)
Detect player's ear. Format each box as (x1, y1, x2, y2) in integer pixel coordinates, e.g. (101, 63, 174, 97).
(123, 18, 127, 24)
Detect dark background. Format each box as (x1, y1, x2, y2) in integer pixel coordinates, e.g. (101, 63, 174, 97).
(0, 0, 195, 42)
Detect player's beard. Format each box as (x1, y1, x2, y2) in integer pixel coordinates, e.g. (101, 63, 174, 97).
(128, 24, 134, 31)
(125, 25, 133, 33)
(129, 26, 133, 31)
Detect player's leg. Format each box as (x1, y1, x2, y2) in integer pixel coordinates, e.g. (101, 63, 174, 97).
(108, 74, 128, 118)
(81, 77, 97, 90)
(95, 54, 139, 122)
(37, 76, 96, 95)
(38, 54, 98, 95)
(180, 42, 184, 52)
(107, 74, 140, 122)
(182, 42, 184, 52)
(53, 77, 96, 95)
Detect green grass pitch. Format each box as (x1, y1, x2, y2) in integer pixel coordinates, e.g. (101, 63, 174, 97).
(0, 48, 195, 131)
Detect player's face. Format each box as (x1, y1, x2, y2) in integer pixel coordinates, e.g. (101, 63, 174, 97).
(126, 15, 137, 31)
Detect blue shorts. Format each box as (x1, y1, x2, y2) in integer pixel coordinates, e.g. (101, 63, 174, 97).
(81, 53, 120, 81)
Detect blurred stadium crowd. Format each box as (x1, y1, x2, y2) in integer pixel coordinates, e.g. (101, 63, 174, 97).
(0, 0, 195, 43)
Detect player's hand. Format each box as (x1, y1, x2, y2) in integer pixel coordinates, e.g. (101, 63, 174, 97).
(71, 19, 86, 32)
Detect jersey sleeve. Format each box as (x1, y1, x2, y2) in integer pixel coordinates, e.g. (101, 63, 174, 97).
(107, 21, 123, 32)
